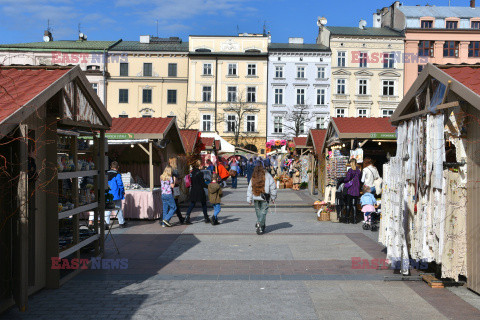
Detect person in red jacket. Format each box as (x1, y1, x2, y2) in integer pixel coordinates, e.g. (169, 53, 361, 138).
(217, 162, 229, 188)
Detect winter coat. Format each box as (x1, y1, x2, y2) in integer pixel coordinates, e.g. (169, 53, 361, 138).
(217, 164, 230, 180)
(246, 163, 255, 180)
(247, 172, 277, 203)
(344, 168, 361, 197)
(107, 169, 125, 201)
(208, 182, 223, 204)
(189, 168, 208, 203)
(360, 192, 377, 207)
(361, 165, 380, 188)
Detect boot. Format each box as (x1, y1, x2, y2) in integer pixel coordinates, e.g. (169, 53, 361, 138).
(179, 216, 185, 224)
(204, 216, 211, 224)
(184, 216, 192, 225)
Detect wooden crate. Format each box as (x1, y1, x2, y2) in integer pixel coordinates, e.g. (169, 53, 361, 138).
(421, 274, 445, 289)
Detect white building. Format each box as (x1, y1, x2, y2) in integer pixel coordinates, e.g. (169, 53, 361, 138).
(267, 38, 331, 140)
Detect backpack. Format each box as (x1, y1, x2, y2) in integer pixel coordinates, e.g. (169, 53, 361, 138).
(184, 174, 191, 188)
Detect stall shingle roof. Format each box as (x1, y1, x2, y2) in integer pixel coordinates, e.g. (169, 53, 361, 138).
(332, 117, 396, 134)
(179, 129, 199, 153)
(199, 137, 215, 149)
(0, 68, 70, 124)
(293, 137, 308, 147)
(441, 67, 480, 96)
(109, 117, 173, 134)
(308, 129, 327, 154)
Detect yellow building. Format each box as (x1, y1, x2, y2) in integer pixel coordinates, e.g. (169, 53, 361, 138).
(317, 24, 405, 118)
(107, 36, 189, 118)
(187, 34, 270, 154)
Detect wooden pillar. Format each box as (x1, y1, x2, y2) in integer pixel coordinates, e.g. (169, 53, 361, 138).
(98, 130, 106, 254)
(149, 141, 154, 191)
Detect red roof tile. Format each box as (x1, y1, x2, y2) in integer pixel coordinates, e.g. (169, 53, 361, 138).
(309, 129, 327, 154)
(179, 129, 199, 153)
(0, 68, 69, 124)
(199, 137, 215, 149)
(109, 117, 173, 134)
(293, 137, 307, 147)
(214, 140, 220, 150)
(333, 117, 396, 134)
(442, 67, 480, 96)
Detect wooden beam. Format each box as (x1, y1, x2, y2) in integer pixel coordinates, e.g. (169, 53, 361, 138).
(98, 130, 106, 254)
(149, 141, 154, 191)
(138, 143, 150, 156)
(442, 80, 452, 104)
(359, 139, 369, 148)
(393, 101, 460, 123)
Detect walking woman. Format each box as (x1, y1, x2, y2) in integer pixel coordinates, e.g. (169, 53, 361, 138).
(160, 166, 177, 227)
(361, 157, 380, 195)
(184, 160, 210, 224)
(229, 158, 239, 189)
(169, 157, 185, 224)
(343, 159, 361, 224)
(247, 165, 277, 235)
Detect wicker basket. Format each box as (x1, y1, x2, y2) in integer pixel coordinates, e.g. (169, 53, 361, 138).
(319, 211, 330, 221)
(285, 180, 293, 189)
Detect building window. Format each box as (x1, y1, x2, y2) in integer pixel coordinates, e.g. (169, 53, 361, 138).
(274, 88, 283, 105)
(337, 79, 346, 94)
(247, 64, 257, 76)
(358, 109, 368, 117)
(167, 90, 177, 104)
(337, 51, 346, 67)
(418, 65, 425, 74)
(472, 21, 480, 29)
(228, 63, 237, 76)
(419, 41, 434, 57)
(275, 66, 283, 78)
(316, 117, 325, 129)
(317, 67, 325, 79)
(226, 115, 236, 132)
(143, 63, 152, 77)
(91, 83, 98, 95)
(443, 41, 459, 57)
(202, 114, 212, 131)
(359, 52, 368, 68)
(119, 114, 128, 118)
(382, 109, 394, 117)
(203, 63, 212, 75)
(120, 62, 128, 76)
(469, 41, 480, 57)
(336, 108, 345, 117)
(142, 115, 152, 118)
(142, 89, 152, 103)
(202, 86, 212, 102)
(296, 88, 305, 105)
(297, 66, 305, 78)
(246, 115, 256, 132)
(446, 21, 458, 29)
(227, 87, 237, 102)
(316, 88, 326, 105)
(274, 116, 283, 133)
(383, 52, 395, 68)
(247, 87, 256, 103)
(168, 63, 177, 77)
(358, 79, 368, 95)
(382, 80, 395, 96)
(421, 20, 433, 29)
(119, 89, 128, 103)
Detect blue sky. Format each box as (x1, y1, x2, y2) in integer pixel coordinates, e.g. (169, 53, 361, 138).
(0, 0, 461, 44)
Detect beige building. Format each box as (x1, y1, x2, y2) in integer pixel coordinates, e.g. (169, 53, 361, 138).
(187, 34, 270, 154)
(107, 36, 189, 118)
(317, 22, 404, 118)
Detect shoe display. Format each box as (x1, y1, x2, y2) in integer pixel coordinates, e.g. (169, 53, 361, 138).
(162, 220, 172, 227)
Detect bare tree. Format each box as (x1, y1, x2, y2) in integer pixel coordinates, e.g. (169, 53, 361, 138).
(221, 91, 258, 147)
(177, 107, 199, 130)
(282, 103, 312, 138)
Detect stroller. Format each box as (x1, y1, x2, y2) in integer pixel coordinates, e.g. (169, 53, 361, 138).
(362, 201, 380, 231)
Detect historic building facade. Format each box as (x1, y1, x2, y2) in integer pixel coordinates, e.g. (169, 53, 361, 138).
(106, 36, 189, 118)
(187, 34, 269, 154)
(267, 39, 331, 140)
(317, 24, 404, 118)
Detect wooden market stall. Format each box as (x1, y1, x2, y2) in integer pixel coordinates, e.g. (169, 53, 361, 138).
(306, 129, 327, 197)
(0, 66, 111, 312)
(385, 63, 480, 294)
(104, 117, 186, 220)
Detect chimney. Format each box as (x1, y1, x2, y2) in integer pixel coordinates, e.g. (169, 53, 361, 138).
(373, 11, 381, 28)
(471, 0, 476, 8)
(289, 37, 304, 44)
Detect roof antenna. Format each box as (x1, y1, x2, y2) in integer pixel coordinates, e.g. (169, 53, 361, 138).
(263, 21, 267, 36)
(236, 24, 239, 35)
(156, 20, 159, 37)
(47, 19, 51, 32)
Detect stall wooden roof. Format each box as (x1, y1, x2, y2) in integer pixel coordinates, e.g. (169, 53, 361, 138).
(179, 129, 200, 154)
(306, 129, 327, 155)
(0, 66, 112, 137)
(391, 63, 480, 124)
(293, 137, 308, 148)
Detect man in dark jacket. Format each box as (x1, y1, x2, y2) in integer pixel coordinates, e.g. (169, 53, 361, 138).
(184, 160, 210, 224)
(106, 161, 126, 229)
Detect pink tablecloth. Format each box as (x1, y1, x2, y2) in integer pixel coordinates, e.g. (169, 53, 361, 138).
(122, 189, 162, 220)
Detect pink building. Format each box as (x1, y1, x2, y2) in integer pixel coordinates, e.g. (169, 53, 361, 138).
(377, 1, 480, 93)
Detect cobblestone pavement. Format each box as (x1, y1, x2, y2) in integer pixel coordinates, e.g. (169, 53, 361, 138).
(3, 177, 480, 320)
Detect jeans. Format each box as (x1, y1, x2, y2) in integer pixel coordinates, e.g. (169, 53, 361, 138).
(162, 193, 177, 222)
(185, 201, 208, 219)
(254, 200, 269, 228)
(213, 203, 221, 218)
(106, 199, 124, 225)
(231, 175, 237, 188)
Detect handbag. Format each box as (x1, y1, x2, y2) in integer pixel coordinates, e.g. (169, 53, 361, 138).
(184, 174, 191, 188)
(173, 186, 181, 197)
(261, 193, 271, 203)
(229, 169, 237, 177)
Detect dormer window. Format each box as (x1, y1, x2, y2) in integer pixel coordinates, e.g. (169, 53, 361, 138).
(421, 20, 433, 29)
(245, 49, 260, 53)
(472, 21, 480, 29)
(195, 48, 211, 52)
(446, 20, 458, 29)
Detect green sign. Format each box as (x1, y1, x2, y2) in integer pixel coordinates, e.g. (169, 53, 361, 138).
(80, 133, 135, 140)
(370, 132, 396, 140)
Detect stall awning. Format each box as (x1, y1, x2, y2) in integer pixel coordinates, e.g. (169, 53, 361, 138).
(200, 132, 235, 153)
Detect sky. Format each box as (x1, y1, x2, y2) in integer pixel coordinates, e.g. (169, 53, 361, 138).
(0, 0, 465, 44)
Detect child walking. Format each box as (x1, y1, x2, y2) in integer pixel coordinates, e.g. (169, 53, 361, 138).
(360, 185, 377, 225)
(208, 173, 223, 225)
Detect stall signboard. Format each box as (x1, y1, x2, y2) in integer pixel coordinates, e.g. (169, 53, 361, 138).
(81, 133, 135, 140)
(370, 132, 396, 140)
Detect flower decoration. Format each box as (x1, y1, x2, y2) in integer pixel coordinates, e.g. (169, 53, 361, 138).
(275, 140, 281, 146)
(280, 140, 287, 146)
